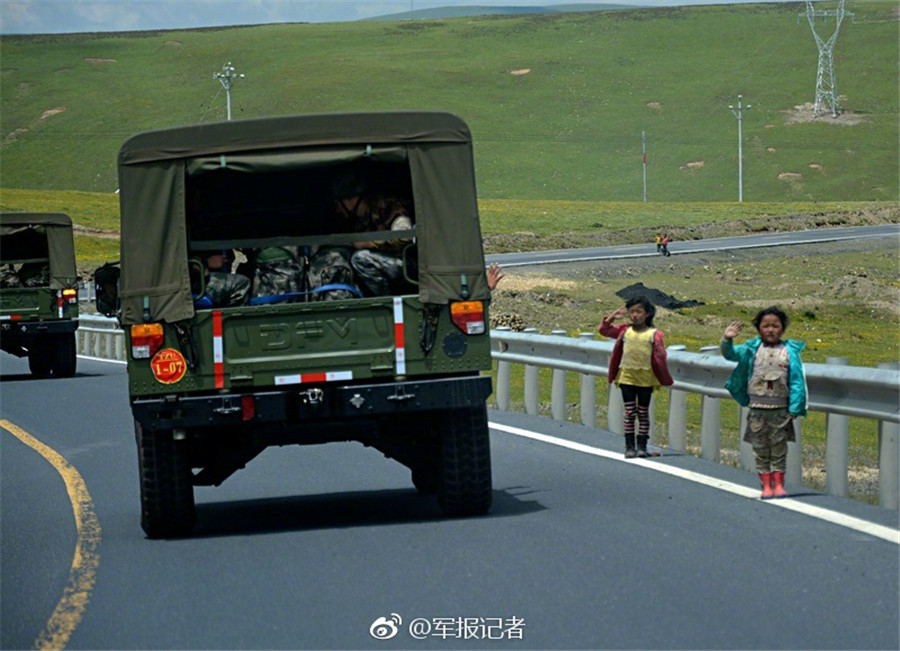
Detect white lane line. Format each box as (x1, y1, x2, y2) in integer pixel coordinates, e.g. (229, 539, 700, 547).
(76, 354, 126, 364)
(490, 421, 900, 545)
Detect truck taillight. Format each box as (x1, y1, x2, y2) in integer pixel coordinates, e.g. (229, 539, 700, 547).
(242, 395, 255, 421)
(450, 300, 486, 335)
(130, 323, 164, 359)
(62, 288, 78, 304)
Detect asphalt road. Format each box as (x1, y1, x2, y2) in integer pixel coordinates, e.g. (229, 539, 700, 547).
(2, 354, 898, 650)
(485, 223, 900, 268)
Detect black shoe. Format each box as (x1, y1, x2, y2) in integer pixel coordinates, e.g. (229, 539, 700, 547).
(636, 435, 650, 457)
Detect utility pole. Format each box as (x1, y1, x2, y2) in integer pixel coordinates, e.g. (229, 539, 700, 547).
(728, 95, 751, 203)
(802, 0, 851, 117)
(213, 62, 244, 121)
(641, 131, 648, 202)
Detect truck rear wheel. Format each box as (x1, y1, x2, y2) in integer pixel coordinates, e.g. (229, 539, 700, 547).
(51, 333, 77, 378)
(28, 345, 52, 378)
(437, 405, 492, 517)
(135, 420, 197, 538)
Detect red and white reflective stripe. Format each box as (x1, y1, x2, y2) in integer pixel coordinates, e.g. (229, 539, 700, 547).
(212, 310, 224, 389)
(274, 370, 353, 386)
(57, 294, 64, 318)
(393, 296, 406, 375)
(0, 315, 21, 321)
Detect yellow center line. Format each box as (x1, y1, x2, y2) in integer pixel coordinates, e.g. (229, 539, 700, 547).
(1, 419, 102, 651)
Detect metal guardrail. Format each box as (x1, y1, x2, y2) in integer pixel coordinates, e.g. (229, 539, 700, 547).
(72, 315, 900, 509)
(492, 328, 900, 510)
(77, 314, 125, 361)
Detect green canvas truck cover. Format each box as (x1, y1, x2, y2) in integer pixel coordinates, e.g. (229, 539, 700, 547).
(117, 111, 490, 325)
(0, 213, 78, 289)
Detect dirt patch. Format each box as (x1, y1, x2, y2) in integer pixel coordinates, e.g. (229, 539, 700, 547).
(510, 68, 531, 75)
(40, 107, 66, 120)
(783, 101, 865, 126)
(84, 57, 116, 63)
(74, 225, 119, 239)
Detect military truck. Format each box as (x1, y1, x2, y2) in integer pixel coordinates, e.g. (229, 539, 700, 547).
(99, 112, 495, 537)
(1, 213, 79, 377)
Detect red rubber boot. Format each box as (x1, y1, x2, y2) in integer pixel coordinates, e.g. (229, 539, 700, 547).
(772, 471, 788, 498)
(759, 472, 774, 499)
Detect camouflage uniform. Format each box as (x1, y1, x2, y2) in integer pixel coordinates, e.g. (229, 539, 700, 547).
(190, 250, 250, 307)
(1, 266, 21, 288)
(308, 247, 359, 301)
(205, 272, 251, 307)
(339, 196, 415, 297)
(252, 246, 305, 301)
(19, 263, 50, 287)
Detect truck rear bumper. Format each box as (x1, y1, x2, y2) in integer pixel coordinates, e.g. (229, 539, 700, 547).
(132, 375, 493, 432)
(0, 319, 78, 337)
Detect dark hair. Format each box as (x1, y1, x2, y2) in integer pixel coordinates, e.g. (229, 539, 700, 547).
(625, 295, 656, 327)
(752, 306, 788, 331)
(332, 171, 367, 200)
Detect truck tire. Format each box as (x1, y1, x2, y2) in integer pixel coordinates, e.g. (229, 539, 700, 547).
(28, 345, 53, 378)
(412, 466, 438, 494)
(437, 404, 492, 517)
(135, 420, 197, 538)
(51, 333, 77, 378)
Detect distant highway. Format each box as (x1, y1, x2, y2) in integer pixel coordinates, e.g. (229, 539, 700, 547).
(486, 223, 900, 268)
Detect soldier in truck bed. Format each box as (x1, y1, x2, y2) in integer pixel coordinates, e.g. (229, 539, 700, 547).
(332, 174, 416, 297)
(192, 249, 251, 308)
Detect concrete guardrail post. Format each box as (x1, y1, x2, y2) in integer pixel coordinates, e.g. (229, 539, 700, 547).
(787, 417, 802, 486)
(825, 356, 850, 497)
(877, 361, 899, 510)
(578, 332, 596, 427)
(115, 331, 125, 361)
(666, 345, 687, 452)
(494, 327, 511, 411)
(699, 346, 721, 463)
(523, 328, 540, 416)
(550, 330, 567, 421)
(739, 406, 754, 471)
(607, 381, 623, 435)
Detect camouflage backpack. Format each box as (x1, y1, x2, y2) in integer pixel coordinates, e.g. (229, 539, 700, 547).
(252, 246, 306, 301)
(307, 247, 360, 301)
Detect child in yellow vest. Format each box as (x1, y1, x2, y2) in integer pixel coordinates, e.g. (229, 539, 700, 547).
(598, 296, 674, 457)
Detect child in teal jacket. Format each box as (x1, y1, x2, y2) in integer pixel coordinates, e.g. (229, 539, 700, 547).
(721, 306, 807, 499)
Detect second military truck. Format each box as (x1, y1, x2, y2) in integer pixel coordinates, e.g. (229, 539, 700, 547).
(1, 213, 79, 378)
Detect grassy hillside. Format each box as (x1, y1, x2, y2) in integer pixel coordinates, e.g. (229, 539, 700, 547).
(1, 2, 897, 201)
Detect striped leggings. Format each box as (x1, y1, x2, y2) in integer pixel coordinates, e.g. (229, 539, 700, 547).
(620, 384, 653, 437)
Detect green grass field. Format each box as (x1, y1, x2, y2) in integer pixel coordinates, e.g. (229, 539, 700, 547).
(1, 2, 898, 201)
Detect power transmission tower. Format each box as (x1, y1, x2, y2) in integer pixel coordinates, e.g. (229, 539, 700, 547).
(803, 0, 851, 117)
(213, 62, 244, 121)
